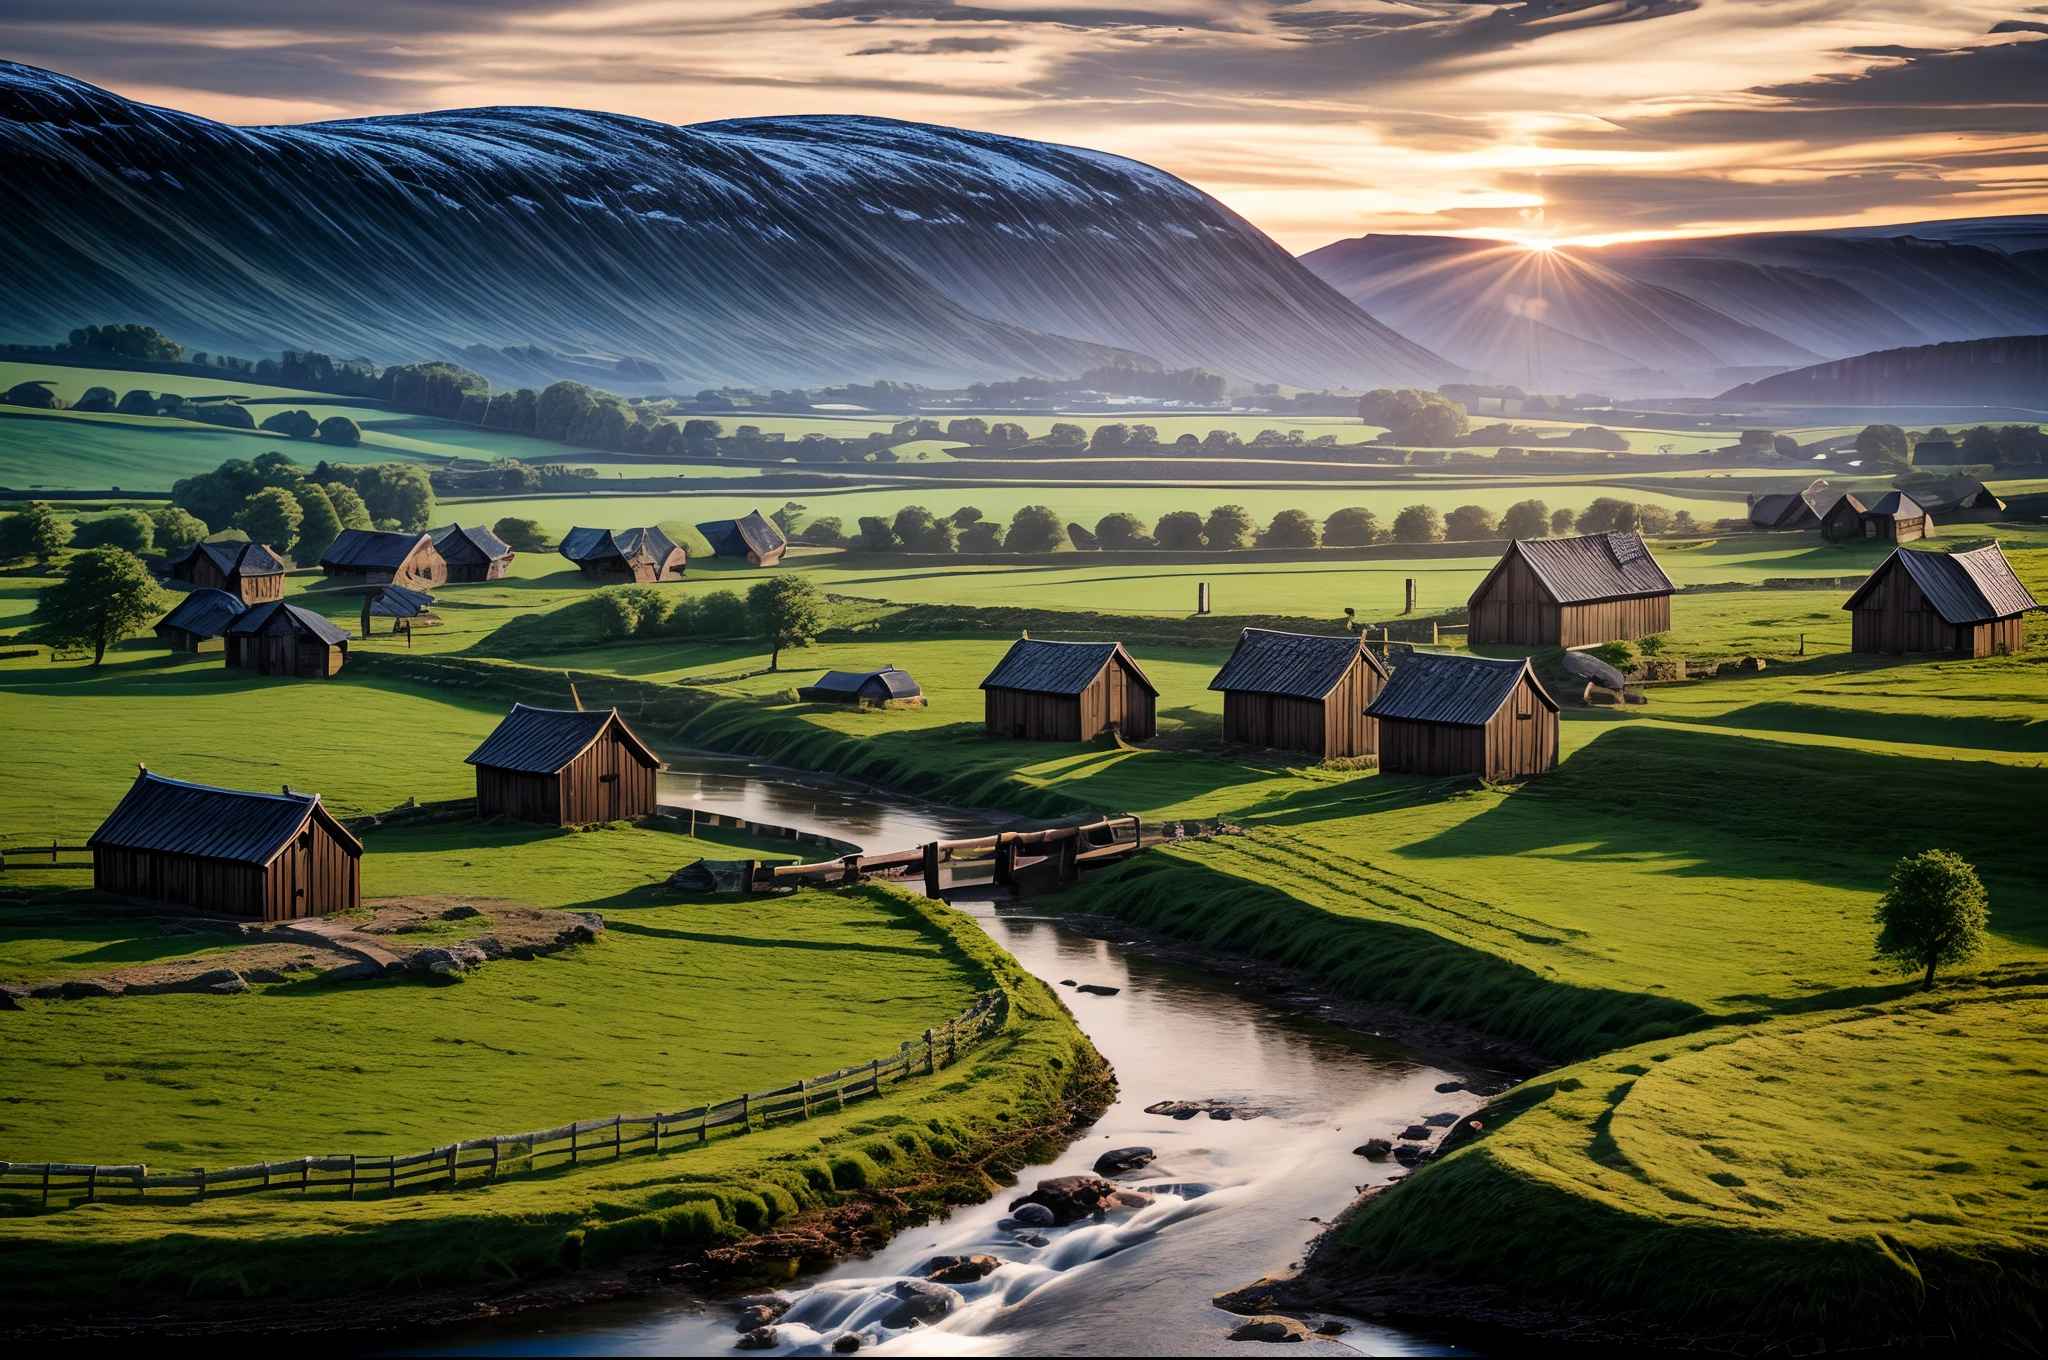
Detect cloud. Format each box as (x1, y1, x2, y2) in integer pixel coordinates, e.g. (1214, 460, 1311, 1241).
(852, 35, 1019, 53)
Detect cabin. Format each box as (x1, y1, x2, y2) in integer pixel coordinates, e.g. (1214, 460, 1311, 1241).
(429, 523, 514, 582)
(1747, 480, 1838, 532)
(224, 601, 350, 678)
(558, 526, 687, 582)
(1907, 477, 2004, 523)
(361, 584, 436, 640)
(1466, 531, 1675, 648)
(465, 704, 662, 825)
(162, 539, 287, 604)
(981, 638, 1157, 742)
(153, 587, 246, 653)
(1842, 543, 2037, 657)
(696, 510, 788, 566)
(1821, 491, 1930, 543)
(1365, 652, 1559, 780)
(320, 528, 447, 588)
(1208, 628, 1387, 759)
(797, 665, 925, 707)
(90, 768, 361, 920)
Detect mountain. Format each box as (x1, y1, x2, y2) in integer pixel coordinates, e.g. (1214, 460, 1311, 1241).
(0, 63, 1449, 392)
(1300, 223, 2048, 398)
(1718, 334, 2048, 407)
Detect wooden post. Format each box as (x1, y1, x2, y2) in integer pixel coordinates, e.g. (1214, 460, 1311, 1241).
(1404, 578, 1416, 615)
(388, 1157, 396, 1194)
(571, 1125, 580, 1165)
(196, 1168, 206, 1203)
(445, 1145, 457, 1187)
(653, 1118, 662, 1155)
(993, 834, 1014, 888)
(86, 1165, 97, 1204)
(924, 1028, 936, 1076)
(799, 1078, 809, 1120)
(741, 1092, 751, 1133)
(349, 1154, 358, 1200)
(1432, 621, 1440, 645)
(612, 1115, 622, 1158)
(698, 1109, 707, 1144)
(922, 842, 942, 897)
(1197, 581, 1211, 615)
(1056, 831, 1079, 885)
(491, 1141, 503, 1178)
(42, 1164, 51, 1209)
(301, 1157, 310, 1196)
(870, 1057, 880, 1096)
(745, 859, 760, 894)
(1799, 633, 1807, 656)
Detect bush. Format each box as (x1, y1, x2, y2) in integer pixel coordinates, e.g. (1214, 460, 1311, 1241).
(696, 589, 749, 637)
(1094, 512, 1149, 549)
(233, 487, 303, 550)
(492, 517, 552, 552)
(591, 585, 672, 640)
(1257, 508, 1319, 549)
(73, 386, 117, 413)
(1392, 504, 1443, 543)
(149, 507, 209, 552)
(1500, 499, 1550, 539)
(1322, 507, 1378, 546)
(1154, 510, 1205, 550)
(186, 402, 256, 430)
(1588, 639, 1639, 672)
(1004, 505, 1066, 554)
(3, 380, 65, 410)
(1444, 504, 1498, 540)
(803, 515, 846, 546)
(318, 416, 362, 446)
(260, 409, 320, 439)
(1203, 504, 1257, 551)
(857, 516, 896, 551)
(1358, 388, 1467, 444)
(70, 511, 154, 553)
(958, 520, 1002, 552)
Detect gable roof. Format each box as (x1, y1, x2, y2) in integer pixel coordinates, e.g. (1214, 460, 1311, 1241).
(430, 522, 511, 564)
(367, 584, 435, 618)
(558, 525, 681, 566)
(1908, 477, 2002, 514)
(1209, 628, 1383, 700)
(156, 587, 247, 638)
(800, 666, 921, 700)
(1858, 491, 1925, 518)
(226, 601, 352, 645)
(1844, 544, 2039, 624)
(980, 639, 1157, 696)
(1747, 492, 1818, 530)
(167, 539, 288, 578)
(464, 704, 660, 774)
(321, 527, 433, 571)
(697, 510, 787, 558)
(1365, 652, 1556, 727)
(90, 770, 360, 864)
(1474, 531, 1674, 608)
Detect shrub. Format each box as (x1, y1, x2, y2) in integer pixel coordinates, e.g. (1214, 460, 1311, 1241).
(857, 515, 896, 552)
(803, 516, 846, 546)
(1257, 508, 1319, 549)
(697, 589, 749, 636)
(1322, 507, 1378, 546)
(1004, 505, 1066, 554)
(491, 517, 552, 552)
(1589, 638, 1639, 672)
(1203, 504, 1257, 551)
(260, 409, 320, 439)
(1094, 512, 1149, 549)
(149, 507, 209, 553)
(70, 511, 154, 553)
(1153, 510, 1205, 550)
(591, 585, 672, 640)
(1550, 507, 1576, 536)
(1444, 504, 1498, 540)
(958, 520, 1002, 552)
(1500, 499, 1550, 539)
(318, 416, 362, 446)
(1392, 504, 1443, 543)
(73, 386, 117, 413)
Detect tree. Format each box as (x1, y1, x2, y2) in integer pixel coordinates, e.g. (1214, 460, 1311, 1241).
(326, 483, 373, 531)
(1392, 504, 1444, 543)
(1154, 510, 1206, 550)
(988, 421, 1028, 446)
(1094, 512, 1150, 549)
(70, 323, 181, 361)
(1047, 422, 1086, 446)
(946, 417, 988, 441)
(1004, 505, 1067, 554)
(293, 484, 343, 562)
(1357, 388, 1468, 445)
(748, 576, 827, 670)
(71, 510, 155, 553)
(0, 501, 71, 563)
(1258, 508, 1319, 549)
(1635, 503, 1675, 536)
(1090, 423, 1128, 452)
(1550, 507, 1576, 536)
(492, 517, 552, 552)
(1444, 504, 1498, 541)
(318, 416, 362, 446)
(1500, 499, 1550, 540)
(29, 548, 161, 665)
(697, 589, 749, 636)
(1204, 505, 1257, 551)
(857, 516, 897, 551)
(1874, 850, 1989, 990)
(365, 464, 434, 531)
(260, 409, 320, 439)
(1576, 498, 1635, 534)
(1672, 510, 1697, 534)
(1854, 423, 1911, 469)
(893, 505, 954, 553)
(149, 507, 209, 552)
(1322, 507, 1379, 546)
(234, 487, 303, 551)
(959, 519, 1003, 552)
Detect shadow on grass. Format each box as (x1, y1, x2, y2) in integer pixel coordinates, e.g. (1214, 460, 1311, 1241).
(603, 918, 944, 959)
(1672, 700, 2048, 752)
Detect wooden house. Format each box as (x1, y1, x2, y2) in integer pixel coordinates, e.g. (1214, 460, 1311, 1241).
(1467, 531, 1674, 648)
(797, 665, 924, 707)
(162, 539, 287, 604)
(1842, 543, 2036, 657)
(429, 523, 514, 581)
(1208, 628, 1387, 759)
(224, 601, 350, 678)
(319, 528, 447, 588)
(696, 510, 788, 566)
(465, 704, 662, 824)
(1365, 652, 1559, 780)
(1821, 491, 1930, 543)
(1747, 480, 1840, 532)
(1909, 477, 2004, 523)
(90, 768, 361, 919)
(981, 638, 1157, 741)
(153, 587, 246, 653)
(558, 526, 687, 582)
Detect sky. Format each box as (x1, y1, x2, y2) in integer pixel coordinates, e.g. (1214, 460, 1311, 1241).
(5, 1, 2047, 252)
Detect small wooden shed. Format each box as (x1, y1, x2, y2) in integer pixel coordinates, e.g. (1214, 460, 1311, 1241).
(696, 510, 788, 566)
(1821, 491, 1930, 543)
(1208, 628, 1387, 759)
(1467, 531, 1674, 648)
(320, 528, 447, 588)
(981, 638, 1157, 741)
(1365, 652, 1558, 780)
(163, 539, 287, 604)
(1843, 543, 2036, 657)
(465, 704, 662, 825)
(797, 665, 924, 707)
(154, 587, 246, 653)
(90, 768, 361, 919)
(224, 601, 350, 678)
(558, 526, 687, 582)
(1909, 477, 2004, 522)
(429, 523, 514, 582)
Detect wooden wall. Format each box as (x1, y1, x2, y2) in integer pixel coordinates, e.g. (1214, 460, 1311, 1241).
(1220, 655, 1381, 758)
(475, 726, 658, 825)
(986, 656, 1155, 742)
(93, 820, 358, 920)
(1469, 553, 1669, 647)
(171, 556, 282, 604)
(1377, 674, 1556, 779)
(160, 627, 224, 654)
(475, 766, 561, 823)
(1557, 595, 1670, 649)
(444, 559, 508, 583)
(1851, 567, 2024, 656)
(226, 633, 344, 678)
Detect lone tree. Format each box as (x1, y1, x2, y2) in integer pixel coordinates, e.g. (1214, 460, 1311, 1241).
(1874, 850, 1989, 990)
(30, 548, 161, 665)
(748, 575, 827, 671)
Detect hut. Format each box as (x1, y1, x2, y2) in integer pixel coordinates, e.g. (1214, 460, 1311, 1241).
(90, 768, 361, 919)
(465, 704, 662, 824)
(153, 587, 246, 653)
(320, 528, 447, 588)
(1821, 491, 1930, 543)
(1365, 652, 1559, 779)
(1906, 477, 2003, 523)
(796, 665, 924, 707)
(696, 510, 787, 566)
(224, 601, 350, 678)
(429, 523, 514, 582)
(1842, 543, 2036, 657)
(1208, 628, 1387, 759)
(558, 526, 687, 582)
(981, 638, 1157, 741)
(361, 584, 436, 641)
(1466, 531, 1675, 648)
(162, 539, 287, 604)
(1747, 480, 1838, 532)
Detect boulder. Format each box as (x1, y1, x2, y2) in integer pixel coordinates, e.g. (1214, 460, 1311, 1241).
(410, 943, 487, 976)
(1352, 1139, 1393, 1160)
(1013, 1232, 1049, 1248)
(320, 961, 383, 984)
(1562, 648, 1626, 690)
(733, 1325, 777, 1350)
(670, 860, 752, 893)
(1433, 1081, 1463, 1093)
(1314, 1320, 1350, 1336)
(832, 1333, 864, 1353)
(875, 1279, 959, 1329)
(1010, 1175, 1126, 1225)
(1074, 983, 1120, 996)
(61, 978, 124, 999)
(440, 904, 482, 920)
(1398, 1125, 1431, 1141)
(1145, 1181, 1216, 1200)
(1228, 1315, 1313, 1343)
(0, 984, 24, 1011)
(920, 1253, 1001, 1284)
(1393, 1145, 1424, 1166)
(1010, 1202, 1055, 1227)
(1093, 1146, 1155, 1176)
(1424, 1112, 1458, 1127)
(735, 1296, 790, 1330)
(1214, 1277, 1287, 1316)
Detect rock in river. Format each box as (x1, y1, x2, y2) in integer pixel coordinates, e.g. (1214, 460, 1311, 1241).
(921, 1253, 1001, 1284)
(1228, 1314, 1314, 1342)
(1398, 1124, 1431, 1141)
(1352, 1139, 1392, 1160)
(1093, 1146, 1156, 1176)
(1010, 1174, 1151, 1225)
(734, 1325, 777, 1350)
(1011, 1202, 1056, 1227)
(877, 1279, 960, 1328)
(735, 1295, 791, 1330)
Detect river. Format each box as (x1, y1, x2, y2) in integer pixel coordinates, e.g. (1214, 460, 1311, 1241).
(409, 755, 1499, 1356)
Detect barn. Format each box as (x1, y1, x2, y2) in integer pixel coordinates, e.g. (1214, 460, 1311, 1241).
(320, 528, 447, 588)
(465, 704, 662, 825)
(90, 768, 361, 919)
(154, 587, 246, 653)
(797, 665, 924, 706)
(558, 526, 687, 582)
(696, 510, 788, 566)
(163, 539, 287, 604)
(1747, 491, 1821, 531)
(429, 523, 514, 581)
(224, 601, 350, 678)
(1365, 652, 1559, 779)
(981, 638, 1157, 741)
(1208, 628, 1387, 759)
(1467, 531, 1675, 648)
(1842, 543, 2036, 657)
(1910, 477, 2004, 522)
(1821, 491, 1930, 543)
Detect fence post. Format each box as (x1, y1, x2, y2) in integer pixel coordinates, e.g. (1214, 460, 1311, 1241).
(993, 834, 1014, 888)
(301, 1157, 311, 1196)
(799, 1078, 809, 1120)
(924, 1028, 936, 1076)
(490, 1140, 502, 1180)
(947, 1017, 958, 1066)
(197, 1168, 206, 1203)
(869, 1057, 880, 1096)
(612, 1115, 622, 1159)
(922, 842, 942, 897)
(571, 1125, 580, 1165)
(86, 1165, 97, 1204)
(41, 1164, 50, 1209)
(653, 1117, 662, 1156)
(388, 1157, 396, 1194)
(740, 1092, 751, 1133)
(698, 1109, 707, 1144)
(445, 1145, 458, 1188)
(349, 1154, 358, 1200)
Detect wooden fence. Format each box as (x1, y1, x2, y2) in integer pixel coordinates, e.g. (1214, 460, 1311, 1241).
(0, 841, 91, 872)
(0, 991, 1006, 1212)
(751, 813, 1144, 897)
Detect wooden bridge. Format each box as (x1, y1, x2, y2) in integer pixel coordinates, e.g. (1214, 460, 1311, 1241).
(747, 814, 1151, 897)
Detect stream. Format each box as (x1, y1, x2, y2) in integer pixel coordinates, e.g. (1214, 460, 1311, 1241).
(410, 755, 1499, 1356)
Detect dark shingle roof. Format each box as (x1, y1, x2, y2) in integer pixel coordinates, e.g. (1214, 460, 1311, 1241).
(1480, 532, 1674, 607)
(168, 540, 287, 578)
(322, 528, 432, 571)
(90, 770, 359, 864)
(697, 510, 786, 558)
(430, 523, 511, 564)
(1909, 477, 2002, 514)
(1365, 653, 1555, 726)
(465, 704, 659, 774)
(156, 588, 246, 639)
(367, 584, 435, 618)
(799, 666, 921, 701)
(1747, 493, 1809, 529)
(226, 601, 352, 645)
(1209, 629, 1382, 700)
(1846, 544, 2039, 624)
(558, 526, 680, 567)
(1859, 491, 1925, 518)
(981, 639, 1156, 696)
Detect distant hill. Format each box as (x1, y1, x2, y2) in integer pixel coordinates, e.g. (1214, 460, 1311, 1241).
(1717, 334, 2048, 407)
(0, 62, 1450, 392)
